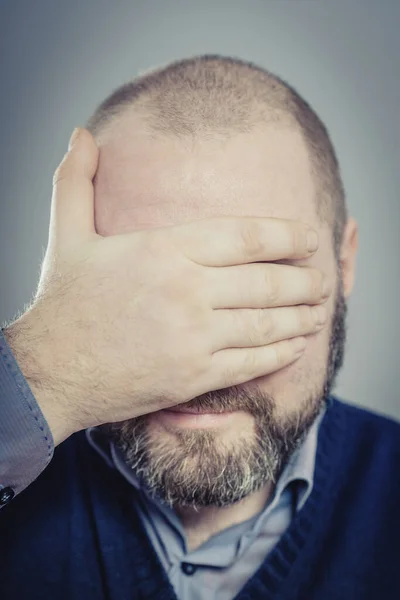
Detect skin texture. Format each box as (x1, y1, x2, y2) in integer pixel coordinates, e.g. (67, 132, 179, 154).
(93, 111, 358, 550)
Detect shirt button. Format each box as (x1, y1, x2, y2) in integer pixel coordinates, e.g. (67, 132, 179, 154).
(181, 562, 197, 576)
(0, 486, 15, 506)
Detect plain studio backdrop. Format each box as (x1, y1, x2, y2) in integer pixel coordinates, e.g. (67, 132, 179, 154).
(0, 0, 399, 420)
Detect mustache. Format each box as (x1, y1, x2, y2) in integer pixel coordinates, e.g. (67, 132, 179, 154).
(180, 385, 275, 420)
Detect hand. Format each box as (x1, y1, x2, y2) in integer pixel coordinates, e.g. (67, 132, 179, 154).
(4, 128, 331, 445)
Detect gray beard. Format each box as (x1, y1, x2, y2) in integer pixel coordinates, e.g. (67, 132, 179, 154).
(102, 272, 347, 509)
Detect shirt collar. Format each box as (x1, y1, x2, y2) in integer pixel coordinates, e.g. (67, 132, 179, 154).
(274, 400, 327, 511)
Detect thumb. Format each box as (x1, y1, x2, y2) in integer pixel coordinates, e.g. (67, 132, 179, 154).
(48, 127, 99, 251)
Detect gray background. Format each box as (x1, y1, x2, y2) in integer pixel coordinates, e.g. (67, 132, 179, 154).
(0, 0, 399, 419)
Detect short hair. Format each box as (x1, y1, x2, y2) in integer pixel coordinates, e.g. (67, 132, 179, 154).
(85, 54, 348, 258)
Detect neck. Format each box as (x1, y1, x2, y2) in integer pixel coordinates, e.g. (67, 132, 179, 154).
(174, 480, 275, 552)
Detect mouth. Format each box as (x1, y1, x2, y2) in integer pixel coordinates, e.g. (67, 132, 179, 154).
(152, 405, 246, 429)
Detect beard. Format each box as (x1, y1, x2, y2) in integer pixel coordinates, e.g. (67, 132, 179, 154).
(102, 271, 347, 510)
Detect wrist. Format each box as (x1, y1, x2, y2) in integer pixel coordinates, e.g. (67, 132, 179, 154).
(3, 316, 82, 446)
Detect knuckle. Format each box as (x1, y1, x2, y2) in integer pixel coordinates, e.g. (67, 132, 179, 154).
(221, 364, 238, 389)
(256, 309, 274, 342)
(299, 305, 314, 329)
(243, 349, 258, 378)
(167, 269, 200, 308)
(52, 160, 69, 187)
(140, 231, 182, 276)
(243, 310, 273, 347)
(264, 268, 280, 305)
(270, 343, 282, 369)
(240, 221, 265, 260)
(311, 269, 323, 297)
(292, 223, 309, 255)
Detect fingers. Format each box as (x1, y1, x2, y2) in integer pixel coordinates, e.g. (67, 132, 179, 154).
(209, 304, 327, 352)
(208, 262, 331, 309)
(210, 336, 307, 388)
(176, 216, 318, 266)
(48, 128, 99, 251)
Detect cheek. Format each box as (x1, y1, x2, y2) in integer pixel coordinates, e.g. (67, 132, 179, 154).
(243, 325, 331, 418)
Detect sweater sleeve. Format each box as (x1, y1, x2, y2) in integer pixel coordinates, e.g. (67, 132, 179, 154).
(0, 327, 54, 508)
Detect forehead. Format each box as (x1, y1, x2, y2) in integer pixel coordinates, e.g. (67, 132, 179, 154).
(93, 113, 318, 236)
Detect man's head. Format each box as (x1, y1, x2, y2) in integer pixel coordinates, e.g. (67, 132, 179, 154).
(87, 55, 358, 509)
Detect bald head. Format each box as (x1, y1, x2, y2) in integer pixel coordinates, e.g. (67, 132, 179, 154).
(85, 54, 347, 256)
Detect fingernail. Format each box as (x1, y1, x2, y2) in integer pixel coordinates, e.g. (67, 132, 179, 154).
(68, 127, 81, 150)
(307, 230, 318, 252)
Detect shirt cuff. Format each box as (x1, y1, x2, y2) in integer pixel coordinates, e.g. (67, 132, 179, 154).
(0, 327, 54, 506)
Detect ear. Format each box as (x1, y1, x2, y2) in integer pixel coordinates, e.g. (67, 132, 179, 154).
(339, 216, 358, 298)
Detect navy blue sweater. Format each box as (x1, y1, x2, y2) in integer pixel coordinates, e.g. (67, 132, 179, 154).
(1, 395, 400, 600)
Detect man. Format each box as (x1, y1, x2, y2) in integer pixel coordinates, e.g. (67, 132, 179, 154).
(0, 54, 399, 599)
